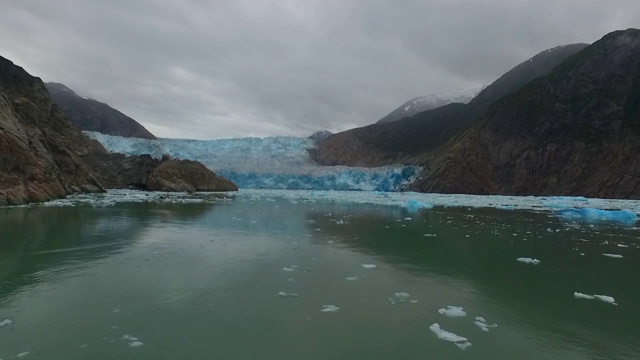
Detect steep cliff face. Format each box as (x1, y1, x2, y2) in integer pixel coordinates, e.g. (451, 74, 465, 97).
(46, 82, 156, 140)
(0, 56, 105, 205)
(314, 43, 588, 167)
(411, 29, 640, 198)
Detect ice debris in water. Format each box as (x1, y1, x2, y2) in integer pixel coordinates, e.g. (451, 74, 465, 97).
(556, 208, 638, 225)
(277, 292, 299, 298)
(0, 319, 13, 327)
(602, 253, 623, 259)
(574, 292, 617, 305)
(361, 264, 377, 269)
(345, 276, 359, 281)
(321, 305, 340, 312)
(123, 334, 144, 347)
(282, 267, 295, 272)
(437, 306, 467, 317)
(388, 292, 410, 304)
(429, 323, 470, 350)
(129, 341, 144, 348)
(517, 257, 541, 265)
(404, 199, 433, 213)
(473, 317, 498, 332)
(17, 352, 29, 358)
(617, 244, 629, 248)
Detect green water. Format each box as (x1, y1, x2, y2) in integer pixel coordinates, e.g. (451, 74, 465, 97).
(1, 195, 639, 359)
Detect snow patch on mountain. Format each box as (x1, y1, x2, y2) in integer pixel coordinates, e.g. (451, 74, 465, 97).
(377, 85, 485, 124)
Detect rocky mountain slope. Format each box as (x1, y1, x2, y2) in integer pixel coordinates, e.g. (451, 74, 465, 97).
(314, 43, 589, 167)
(46, 82, 156, 139)
(376, 86, 484, 124)
(410, 29, 640, 198)
(0, 56, 236, 205)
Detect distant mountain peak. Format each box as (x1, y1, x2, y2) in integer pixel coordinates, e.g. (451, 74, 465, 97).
(377, 85, 484, 124)
(45, 82, 156, 140)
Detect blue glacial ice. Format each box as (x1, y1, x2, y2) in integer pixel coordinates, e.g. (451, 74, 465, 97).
(555, 208, 638, 225)
(86, 132, 420, 191)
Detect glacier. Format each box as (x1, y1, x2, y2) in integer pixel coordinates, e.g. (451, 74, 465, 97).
(85, 132, 420, 191)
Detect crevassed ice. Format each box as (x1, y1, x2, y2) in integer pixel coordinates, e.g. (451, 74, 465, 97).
(85, 132, 420, 191)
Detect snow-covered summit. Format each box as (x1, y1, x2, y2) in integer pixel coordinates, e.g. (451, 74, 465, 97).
(377, 86, 485, 124)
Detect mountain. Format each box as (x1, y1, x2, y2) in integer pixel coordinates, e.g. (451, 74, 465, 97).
(0, 56, 105, 205)
(409, 29, 640, 199)
(314, 43, 589, 167)
(0, 56, 236, 205)
(376, 86, 484, 124)
(308, 130, 333, 142)
(45, 82, 156, 140)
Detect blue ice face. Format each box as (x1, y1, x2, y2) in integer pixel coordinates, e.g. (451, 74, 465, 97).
(85, 132, 421, 191)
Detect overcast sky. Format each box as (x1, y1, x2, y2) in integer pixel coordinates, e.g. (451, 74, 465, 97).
(1, 1, 638, 139)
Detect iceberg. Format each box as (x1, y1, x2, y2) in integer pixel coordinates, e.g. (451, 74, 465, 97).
(516, 257, 541, 265)
(321, 305, 340, 312)
(556, 208, 638, 225)
(429, 323, 470, 350)
(86, 132, 420, 191)
(0, 318, 12, 327)
(437, 305, 467, 317)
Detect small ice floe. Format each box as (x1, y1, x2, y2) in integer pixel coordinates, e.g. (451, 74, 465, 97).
(404, 217, 412, 221)
(617, 244, 629, 248)
(602, 253, 623, 259)
(388, 292, 410, 305)
(277, 292, 299, 298)
(423, 233, 437, 237)
(282, 267, 295, 272)
(129, 341, 144, 347)
(437, 306, 467, 317)
(573, 292, 595, 300)
(345, 276, 359, 281)
(122, 335, 138, 341)
(473, 317, 498, 332)
(410, 300, 419, 304)
(0, 319, 13, 327)
(80, 344, 89, 348)
(321, 305, 340, 312)
(404, 199, 433, 213)
(361, 264, 377, 269)
(516, 257, 541, 265)
(17, 352, 30, 358)
(574, 292, 617, 305)
(429, 323, 471, 350)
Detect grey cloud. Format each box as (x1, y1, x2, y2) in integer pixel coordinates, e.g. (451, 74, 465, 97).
(1, 0, 639, 139)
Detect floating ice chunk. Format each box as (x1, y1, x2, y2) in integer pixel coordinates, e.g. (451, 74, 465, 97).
(388, 292, 410, 305)
(345, 276, 359, 281)
(617, 244, 629, 248)
(455, 341, 473, 350)
(594, 295, 617, 305)
(429, 323, 468, 343)
(602, 253, 623, 259)
(438, 305, 467, 317)
(17, 352, 29, 358)
(517, 257, 541, 265)
(0, 319, 12, 327)
(474, 317, 486, 323)
(473, 320, 498, 332)
(282, 267, 295, 272)
(80, 344, 89, 348)
(404, 199, 433, 213)
(410, 300, 419, 304)
(122, 335, 138, 341)
(361, 264, 377, 269)
(423, 233, 437, 237)
(556, 208, 638, 225)
(321, 305, 340, 312)
(277, 292, 299, 298)
(129, 341, 144, 347)
(573, 292, 595, 300)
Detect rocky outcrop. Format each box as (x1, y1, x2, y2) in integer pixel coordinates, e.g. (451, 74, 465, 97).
(82, 152, 237, 192)
(410, 29, 640, 199)
(314, 43, 589, 167)
(148, 159, 238, 192)
(45, 82, 156, 140)
(0, 56, 105, 206)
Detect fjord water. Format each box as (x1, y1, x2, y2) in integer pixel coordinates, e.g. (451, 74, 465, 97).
(1, 192, 639, 359)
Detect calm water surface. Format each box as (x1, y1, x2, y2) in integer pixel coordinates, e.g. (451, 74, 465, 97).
(1, 192, 639, 359)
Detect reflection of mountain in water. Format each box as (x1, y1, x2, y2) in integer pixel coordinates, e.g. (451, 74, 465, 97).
(0, 202, 216, 299)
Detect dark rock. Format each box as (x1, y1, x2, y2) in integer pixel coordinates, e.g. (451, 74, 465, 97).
(147, 159, 238, 192)
(411, 29, 640, 199)
(0, 56, 105, 205)
(45, 82, 156, 140)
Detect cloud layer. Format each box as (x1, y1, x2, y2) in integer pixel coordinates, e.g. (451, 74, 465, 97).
(1, 0, 638, 139)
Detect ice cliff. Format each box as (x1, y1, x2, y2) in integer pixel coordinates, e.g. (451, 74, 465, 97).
(86, 132, 420, 191)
